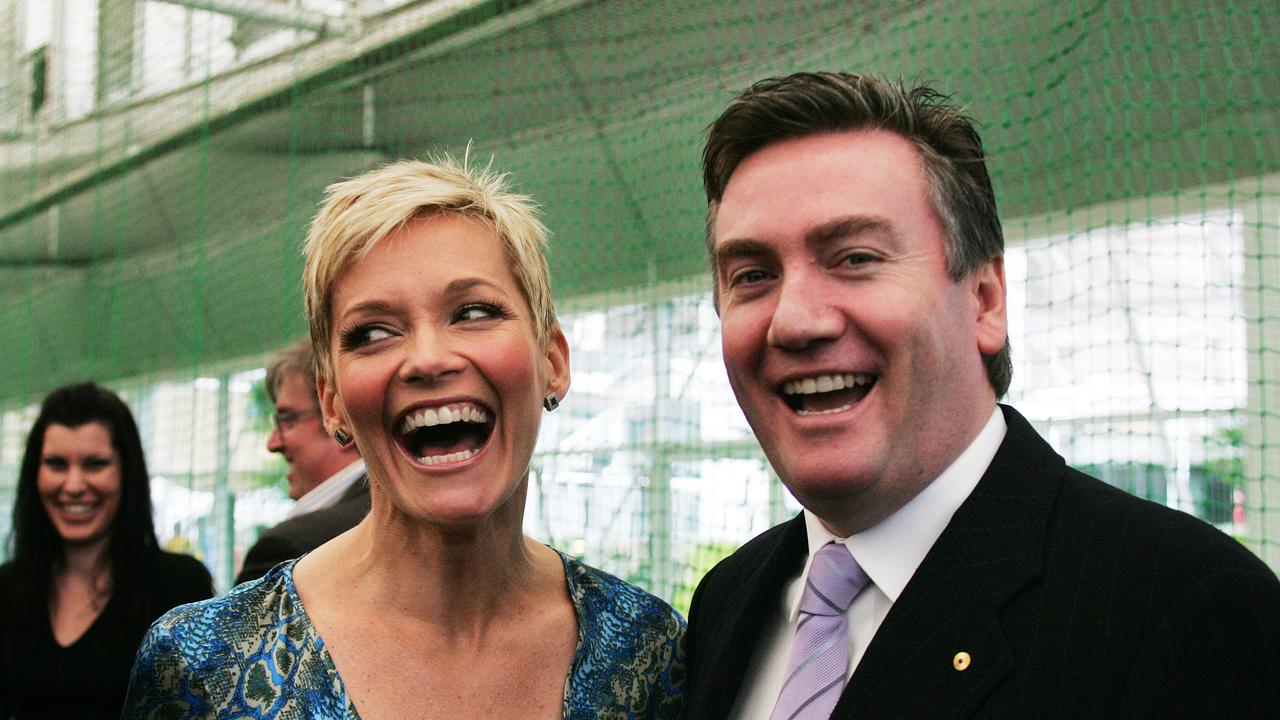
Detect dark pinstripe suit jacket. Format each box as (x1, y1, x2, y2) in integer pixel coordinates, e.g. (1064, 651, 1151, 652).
(684, 406, 1280, 719)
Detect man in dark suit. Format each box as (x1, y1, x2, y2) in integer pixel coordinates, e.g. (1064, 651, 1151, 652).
(685, 72, 1280, 719)
(235, 340, 368, 585)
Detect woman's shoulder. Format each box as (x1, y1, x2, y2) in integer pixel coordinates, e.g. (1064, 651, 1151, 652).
(144, 561, 303, 664)
(150, 549, 214, 582)
(151, 549, 210, 573)
(142, 550, 216, 609)
(0, 561, 16, 605)
(127, 561, 346, 718)
(562, 553, 685, 630)
(559, 553, 686, 719)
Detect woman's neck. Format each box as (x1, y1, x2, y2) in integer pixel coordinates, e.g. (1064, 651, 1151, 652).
(57, 535, 112, 587)
(303, 488, 562, 640)
(48, 536, 114, 646)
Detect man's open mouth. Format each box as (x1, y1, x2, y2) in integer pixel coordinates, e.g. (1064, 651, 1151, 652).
(780, 373, 875, 415)
(397, 402, 494, 466)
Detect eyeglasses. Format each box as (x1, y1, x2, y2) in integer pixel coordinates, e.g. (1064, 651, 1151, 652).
(272, 408, 320, 432)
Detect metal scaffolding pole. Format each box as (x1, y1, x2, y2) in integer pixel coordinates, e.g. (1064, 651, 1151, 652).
(154, 0, 338, 33)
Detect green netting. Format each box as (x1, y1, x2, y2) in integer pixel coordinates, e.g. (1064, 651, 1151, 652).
(0, 0, 1277, 601)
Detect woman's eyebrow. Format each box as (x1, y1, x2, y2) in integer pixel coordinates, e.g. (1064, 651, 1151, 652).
(337, 298, 399, 319)
(443, 277, 505, 296)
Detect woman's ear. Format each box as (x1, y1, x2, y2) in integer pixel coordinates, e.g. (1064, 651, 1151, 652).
(544, 326, 571, 404)
(317, 371, 347, 436)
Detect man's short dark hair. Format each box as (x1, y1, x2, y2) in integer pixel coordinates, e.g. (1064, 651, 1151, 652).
(266, 339, 319, 407)
(703, 72, 1012, 397)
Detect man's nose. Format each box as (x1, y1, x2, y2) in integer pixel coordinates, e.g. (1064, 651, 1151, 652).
(266, 425, 284, 453)
(765, 273, 844, 351)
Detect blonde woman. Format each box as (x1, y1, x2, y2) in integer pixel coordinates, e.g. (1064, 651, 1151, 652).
(125, 158, 685, 719)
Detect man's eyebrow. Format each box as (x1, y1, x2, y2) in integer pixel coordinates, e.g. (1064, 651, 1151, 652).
(712, 216, 899, 265)
(805, 215, 896, 246)
(710, 238, 774, 266)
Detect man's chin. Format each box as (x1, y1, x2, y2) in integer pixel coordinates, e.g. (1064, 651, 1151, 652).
(781, 467, 879, 520)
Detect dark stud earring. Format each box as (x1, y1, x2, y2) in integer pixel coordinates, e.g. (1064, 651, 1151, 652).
(543, 394, 560, 412)
(333, 428, 353, 446)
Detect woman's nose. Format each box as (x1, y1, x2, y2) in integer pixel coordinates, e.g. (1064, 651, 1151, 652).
(62, 466, 89, 492)
(397, 329, 466, 385)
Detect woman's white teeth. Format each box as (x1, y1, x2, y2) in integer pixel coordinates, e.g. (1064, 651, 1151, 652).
(783, 374, 873, 396)
(62, 503, 95, 514)
(399, 404, 489, 434)
(416, 448, 480, 466)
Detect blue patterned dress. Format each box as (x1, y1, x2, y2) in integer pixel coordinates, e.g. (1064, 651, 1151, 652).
(123, 552, 685, 719)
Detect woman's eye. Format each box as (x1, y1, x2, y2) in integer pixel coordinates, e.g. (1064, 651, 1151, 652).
(42, 457, 68, 471)
(84, 457, 113, 470)
(341, 325, 394, 349)
(454, 303, 504, 322)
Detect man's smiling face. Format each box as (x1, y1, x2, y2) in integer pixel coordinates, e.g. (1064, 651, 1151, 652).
(712, 129, 1007, 534)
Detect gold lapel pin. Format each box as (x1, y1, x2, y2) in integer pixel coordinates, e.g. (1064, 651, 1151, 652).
(953, 651, 972, 671)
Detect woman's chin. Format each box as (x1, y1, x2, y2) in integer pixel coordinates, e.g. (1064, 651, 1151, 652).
(57, 525, 111, 547)
(386, 490, 522, 535)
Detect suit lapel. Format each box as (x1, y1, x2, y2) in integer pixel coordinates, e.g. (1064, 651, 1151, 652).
(694, 515, 808, 719)
(834, 406, 1064, 719)
(337, 473, 369, 503)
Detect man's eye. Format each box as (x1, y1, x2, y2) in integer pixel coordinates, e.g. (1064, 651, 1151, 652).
(731, 269, 770, 286)
(340, 325, 393, 349)
(842, 253, 878, 266)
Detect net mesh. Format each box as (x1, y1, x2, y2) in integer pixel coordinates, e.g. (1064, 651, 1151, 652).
(0, 0, 1277, 604)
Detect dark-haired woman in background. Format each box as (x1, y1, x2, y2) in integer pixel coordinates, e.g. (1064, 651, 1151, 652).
(0, 382, 214, 719)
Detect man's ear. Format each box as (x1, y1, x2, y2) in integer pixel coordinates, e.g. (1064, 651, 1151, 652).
(317, 371, 347, 436)
(544, 325, 571, 404)
(972, 255, 1008, 356)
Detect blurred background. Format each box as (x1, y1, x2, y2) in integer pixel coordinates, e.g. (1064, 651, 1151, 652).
(0, 0, 1277, 609)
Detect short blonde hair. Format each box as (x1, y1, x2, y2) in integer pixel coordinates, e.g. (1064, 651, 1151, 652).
(302, 156, 557, 382)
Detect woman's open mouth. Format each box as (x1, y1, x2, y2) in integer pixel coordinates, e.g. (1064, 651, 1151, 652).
(54, 500, 103, 522)
(396, 402, 495, 466)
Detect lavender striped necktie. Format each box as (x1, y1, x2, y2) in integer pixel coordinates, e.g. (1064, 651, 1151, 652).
(769, 542, 870, 720)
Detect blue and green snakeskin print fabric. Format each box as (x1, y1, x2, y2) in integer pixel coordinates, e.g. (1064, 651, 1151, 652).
(124, 551, 685, 719)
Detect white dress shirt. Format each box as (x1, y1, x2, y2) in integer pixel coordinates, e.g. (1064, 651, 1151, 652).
(728, 407, 1007, 720)
(286, 459, 366, 519)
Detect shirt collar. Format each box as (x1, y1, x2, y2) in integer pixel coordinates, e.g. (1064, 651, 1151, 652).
(287, 459, 366, 518)
(788, 407, 1006, 621)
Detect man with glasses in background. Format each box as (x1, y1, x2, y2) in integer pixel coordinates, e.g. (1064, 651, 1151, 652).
(234, 340, 367, 585)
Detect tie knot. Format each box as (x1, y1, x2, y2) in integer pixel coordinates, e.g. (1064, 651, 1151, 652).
(799, 542, 868, 616)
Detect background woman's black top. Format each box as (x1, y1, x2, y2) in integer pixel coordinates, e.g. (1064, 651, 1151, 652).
(0, 551, 214, 720)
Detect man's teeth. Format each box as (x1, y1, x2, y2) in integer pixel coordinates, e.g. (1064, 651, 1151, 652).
(782, 373, 873, 396)
(416, 448, 480, 466)
(399, 403, 490, 434)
